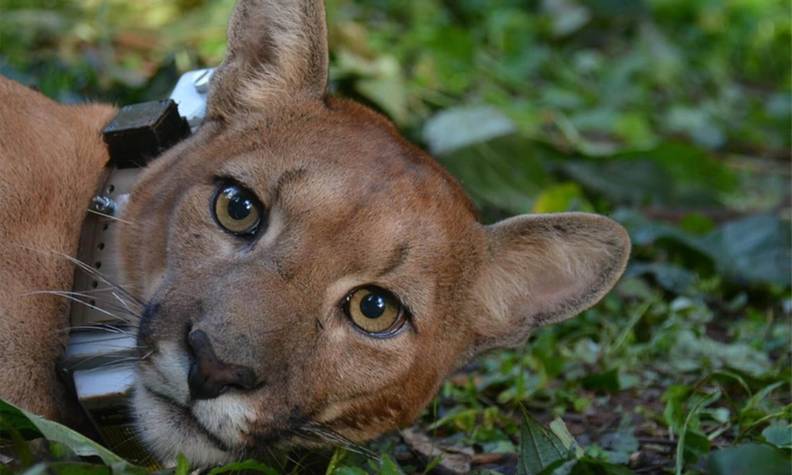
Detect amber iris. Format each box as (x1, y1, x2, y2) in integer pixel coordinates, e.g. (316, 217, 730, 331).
(213, 184, 263, 236)
(345, 286, 404, 335)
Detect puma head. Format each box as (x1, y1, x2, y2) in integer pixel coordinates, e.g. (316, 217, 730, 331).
(118, 0, 630, 465)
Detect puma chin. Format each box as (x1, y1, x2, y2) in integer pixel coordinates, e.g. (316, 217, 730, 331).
(117, 0, 631, 466)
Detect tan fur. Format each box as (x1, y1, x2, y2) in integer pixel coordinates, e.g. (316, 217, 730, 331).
(0, 76, 116, 419)
(0, 0, 630, 466)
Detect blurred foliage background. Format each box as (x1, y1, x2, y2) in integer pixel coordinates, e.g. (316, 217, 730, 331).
(0, 0, 789, 474)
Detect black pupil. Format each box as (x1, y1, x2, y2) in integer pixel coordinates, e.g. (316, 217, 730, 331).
(226, 188, 253, 220)
(360, 292, 387, 319)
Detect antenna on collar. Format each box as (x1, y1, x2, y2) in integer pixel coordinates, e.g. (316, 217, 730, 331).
(102, 100, 190, 168)
(100, 68, 214, 169)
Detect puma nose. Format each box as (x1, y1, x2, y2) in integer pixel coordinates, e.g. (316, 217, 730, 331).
(186, 329, 258, 400)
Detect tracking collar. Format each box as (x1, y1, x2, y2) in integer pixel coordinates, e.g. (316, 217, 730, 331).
(60, 69, 213, 467)
(70, 99, 190, 327)
(71, 67, 213, 326)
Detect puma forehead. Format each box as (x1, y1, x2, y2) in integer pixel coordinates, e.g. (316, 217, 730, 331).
(114, 0, 630, 465)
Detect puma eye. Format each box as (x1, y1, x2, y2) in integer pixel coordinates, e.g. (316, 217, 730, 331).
(343, 286, 406, 336)
(212, 183, 264, 236)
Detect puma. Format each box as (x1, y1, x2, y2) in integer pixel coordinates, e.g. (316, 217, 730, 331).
(0, 0, 630, 466)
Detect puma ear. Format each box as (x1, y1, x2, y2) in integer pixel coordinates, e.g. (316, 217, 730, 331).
(471, 213, 630, 352)
(207, 0, 328, 120)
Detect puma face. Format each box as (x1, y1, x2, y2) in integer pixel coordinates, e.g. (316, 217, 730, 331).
(118, 0, 630, 466)
(123, 100, 486, 464)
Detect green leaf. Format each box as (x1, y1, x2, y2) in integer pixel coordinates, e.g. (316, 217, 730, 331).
(174, 454, 189, 475)
(20, 462, 111, 475)
(549, 418, 583, 458)
(439, 135, 557, 217)
(665, 105, 725, 149)
(207, 459, 279, 475)
(326, 447, 347, 475)
(562, 160, 674, 206)
(707, 443, 791, 475)
(566, 457, 634, 475)
(517, 407, 574, 475)
(615, 210, 791, 287)
(357, 75, 407, 124)
(332, 468, 368, 475)
(0, 398, 143, 474)
(563, 142, 737, 208)
(535, 459, 572, 475)
(700, 214, 791, 286)
(762, 421, 792, 449)
(376, 454, 404, 475)
(739, 382, 786, 429)
(669, 330, 772, 378)
(0, 413, 35, 467)
(680, 430, 710, 467)
(532, 183, 592, 213)
(423, 26, 475, 93)
(598, 426, 639, 465)
(662, 385, 692, 435)
(423, 105, 516, 156)
(335, 50, 408, 124)
(675, 390, 720, 475)
(626, 262, 696, 294)
(581, 369, 620, 393)
(0, 398, 41, 440)
(542, 0, 591, 37)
